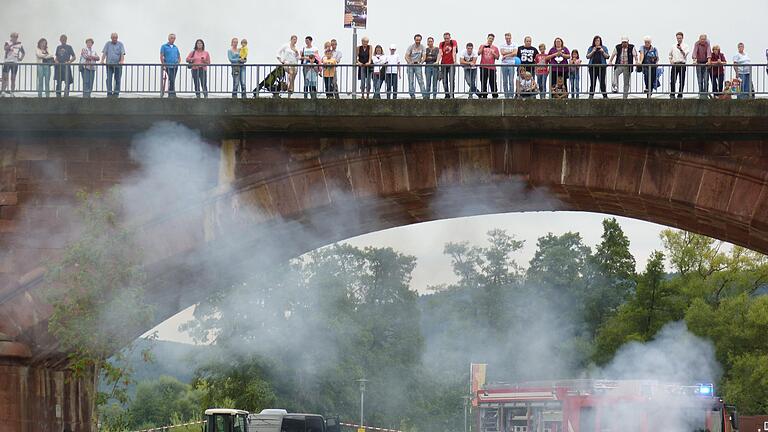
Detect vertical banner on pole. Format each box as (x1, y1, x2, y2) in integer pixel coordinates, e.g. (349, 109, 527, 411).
(344, 0, 368, 29)
(345, 1, 367, 98)
(470, 363, 486, 407)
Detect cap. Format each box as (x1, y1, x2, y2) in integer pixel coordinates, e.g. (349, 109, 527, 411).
(621, 36, 630, 42)
(390, 44, 397, 50)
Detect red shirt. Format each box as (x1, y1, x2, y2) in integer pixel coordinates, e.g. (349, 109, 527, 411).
(439, 40, 457, 64)
(709, 52, 726, 76)
(478, 44, 500, 69)
(535, 53, 549, 75)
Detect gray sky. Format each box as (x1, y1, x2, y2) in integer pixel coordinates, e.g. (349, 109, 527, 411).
(6, 0, 764, 343)
(4, 0, 767, 65)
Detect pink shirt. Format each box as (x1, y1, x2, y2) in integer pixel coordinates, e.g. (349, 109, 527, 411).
(186, 49, 210, 70)
(478, 44, 500, 69)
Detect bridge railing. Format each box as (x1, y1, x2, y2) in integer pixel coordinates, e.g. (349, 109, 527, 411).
(2, 62, 766, 99)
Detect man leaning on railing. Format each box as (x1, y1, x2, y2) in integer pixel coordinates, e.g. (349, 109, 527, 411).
(692, 34, 711, 99)
(160, 34, 180, 98)
(101, 33, 125, 98)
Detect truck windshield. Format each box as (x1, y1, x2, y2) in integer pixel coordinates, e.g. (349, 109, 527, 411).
(234, 414, 247, 432)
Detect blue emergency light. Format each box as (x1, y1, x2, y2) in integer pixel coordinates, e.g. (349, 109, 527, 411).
(697, 383, 714, 396)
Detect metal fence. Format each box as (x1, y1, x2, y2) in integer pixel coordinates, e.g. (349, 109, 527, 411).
(1, 62, 766, 99)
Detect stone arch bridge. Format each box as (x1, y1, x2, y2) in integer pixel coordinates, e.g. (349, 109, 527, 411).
(0, 99, 767, 431)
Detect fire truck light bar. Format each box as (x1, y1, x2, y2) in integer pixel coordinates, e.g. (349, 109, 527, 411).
(696, 383, 714, 396)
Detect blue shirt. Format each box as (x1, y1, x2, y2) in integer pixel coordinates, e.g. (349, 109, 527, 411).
(587, 46, 609, 65)
(228, 49, 241, 64)
(102, 41, 125, 64)
(160, 43, 180, 65)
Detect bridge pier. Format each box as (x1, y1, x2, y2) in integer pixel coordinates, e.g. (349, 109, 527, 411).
(0, 335, 93, 432)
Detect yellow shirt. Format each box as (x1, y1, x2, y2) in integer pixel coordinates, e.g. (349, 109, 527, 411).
(239, 46, 249, 60)
(322, 57, 337, 77)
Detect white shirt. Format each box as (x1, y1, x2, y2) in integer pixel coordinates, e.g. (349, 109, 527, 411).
(332, 49, 342, 63)
(500, 42, 516, 64)
(80, 47, 99, 70)
(277, 44, 299, 64)
(373, 54, 387, 66)
(669, 42, 689, 63)
(733, 52, 751, 74)
(518, 77, 535, 92)
(384, 53, 400, 74)
(4, 40, 24, 62)
(460, 49, 477, 69)
(36, 47, 53, 63)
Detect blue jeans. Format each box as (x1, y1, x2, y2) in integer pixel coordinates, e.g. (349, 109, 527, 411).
(696, 64, 709, 97)
(385, 73, 398, 99)
(232, 72, 246, 98)
(441, 65, 455, 97)
(37, 64, 51, 97)
(82, 68, 95, 98)
(192, 69, 208, 98)
(501, 65, 515, 98)
(425, 65, 439, 99)
(569, 71, 580, 98)
(373, 73, 384, 98)
(536, 73, 548, 99)
(738, 73, 751, 99)
(464, 68, 478, 97)
(106, 65, 122, 97)
(407, 66, 426, 99)
(359, 66, 372, 95)
(165, 66, 178, 97)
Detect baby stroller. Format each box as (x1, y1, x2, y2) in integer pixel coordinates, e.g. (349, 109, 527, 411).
(253, 65, 287, 98)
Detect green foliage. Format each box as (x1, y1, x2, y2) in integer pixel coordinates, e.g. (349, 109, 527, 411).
(175, 219, 768, 430)
(526, 231, 592, 294)
(721, 353, 768, 415)
(99, 376, 203, 430)
(585, 218, 637, 335)
(129, 376, 202, 428)
(99, 402, 132, 432)
(193, 357, 278, 411)
(661, 229, 726, 277)
(685, 294, 768, 415)
(185, 244, 424, 428)
(43, 191, 156, 427)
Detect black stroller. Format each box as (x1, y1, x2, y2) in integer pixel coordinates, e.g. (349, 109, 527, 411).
(253, 65, 287, 98)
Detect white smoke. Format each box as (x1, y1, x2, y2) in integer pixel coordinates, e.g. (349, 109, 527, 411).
(599, 321, 721, 384)
(584, 322, 723, 432)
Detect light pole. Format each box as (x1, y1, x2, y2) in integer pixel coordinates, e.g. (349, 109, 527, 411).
(463, 395, 472, 432)
(352, 25, 357, 99)
(356, 378, 369, 428)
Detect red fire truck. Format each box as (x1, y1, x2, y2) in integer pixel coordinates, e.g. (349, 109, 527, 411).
(475, 380, 739, 432)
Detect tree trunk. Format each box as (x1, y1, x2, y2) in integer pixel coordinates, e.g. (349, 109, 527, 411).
(90, 365, 100, 432)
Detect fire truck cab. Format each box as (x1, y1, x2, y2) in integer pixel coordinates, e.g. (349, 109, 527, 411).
(476, 380, 739, 432)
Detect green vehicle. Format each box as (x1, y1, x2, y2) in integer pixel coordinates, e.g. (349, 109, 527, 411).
(204, 409, 249, 432)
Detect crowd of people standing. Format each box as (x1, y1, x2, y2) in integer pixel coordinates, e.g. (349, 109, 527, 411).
(2, 30, 766, 99)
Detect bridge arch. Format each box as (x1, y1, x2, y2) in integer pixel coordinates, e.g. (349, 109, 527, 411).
(1, 99, 767, 431)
